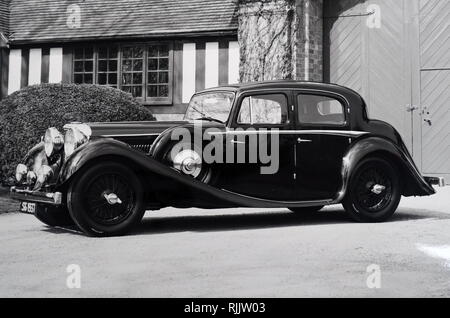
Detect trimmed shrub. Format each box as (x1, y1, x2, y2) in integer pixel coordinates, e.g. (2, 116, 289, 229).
(0, 83, 155, 183)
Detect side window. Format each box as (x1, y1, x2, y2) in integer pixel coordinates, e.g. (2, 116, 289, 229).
(297, 94, 345, 125)
(238, 94, 288, 125)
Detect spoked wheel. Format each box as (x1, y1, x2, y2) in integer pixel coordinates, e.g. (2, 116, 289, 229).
(289, 206, 324, 214)
(343, 158, 401, 222)
(67, 162, 145, 236)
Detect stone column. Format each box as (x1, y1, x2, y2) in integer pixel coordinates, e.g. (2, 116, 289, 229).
(237, 0, 323, 83)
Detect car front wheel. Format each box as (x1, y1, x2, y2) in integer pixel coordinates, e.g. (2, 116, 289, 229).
(343, 157, 401, 222)
(34, 206, 74, 227)
(67, 162, 145, 236)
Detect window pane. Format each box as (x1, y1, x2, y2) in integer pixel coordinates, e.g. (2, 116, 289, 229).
(133, 47, 144, 58)
(122, 86, 131, 94)
(109, 47, 118, 58)
(98, 73, 107, 85)
(159, 85, 169, 97)
(159, 45, 169, 57)
(98, 47, 108, 59)
(123, 48, 133, 58)
(148, 72, 157, 84)
(133, 60, 143, 71)
(109, 73, 117, 85)
(122, 73, 132, 84)
(74, 74, 83, 84)
(148, 58, 158, 70)
(84, 61, 93, 72)
(148, 85, 157, 97)
(122, 60, 132, 72)
(159, 58, 169, 70)
(98, 60, 107, 72)
(84, 74, 93, 84)
(158, 72, 168, 83)
(148, 46, 158, 57)
(132, 86, 142, 97)
(74, 61, 83, 72)
(297, 94, 345, 125)
(133, 73, 143, 84)
(109, 60, 117, 72)
(238, 94, 288, 124)
(85, 48, 94, 59)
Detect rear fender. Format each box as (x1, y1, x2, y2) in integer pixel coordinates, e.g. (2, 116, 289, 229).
(336, 137, 435, 202)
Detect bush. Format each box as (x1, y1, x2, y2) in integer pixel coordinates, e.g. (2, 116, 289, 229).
(0, 83, 155, 183)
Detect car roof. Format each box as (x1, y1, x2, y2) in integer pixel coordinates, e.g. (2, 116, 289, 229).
(197, 80, 363, 100)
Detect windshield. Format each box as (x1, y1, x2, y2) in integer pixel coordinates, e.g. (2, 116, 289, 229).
(184, 92, 235, 123)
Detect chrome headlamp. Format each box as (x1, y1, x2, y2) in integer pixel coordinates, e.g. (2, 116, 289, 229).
(15, 164, 28, 182)
(64, 124, 91, 157)
(44, 127, 64, 157)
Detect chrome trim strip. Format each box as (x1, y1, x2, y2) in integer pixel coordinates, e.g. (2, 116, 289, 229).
(100, 133, 161, 137)
(208, 130, 369, 137)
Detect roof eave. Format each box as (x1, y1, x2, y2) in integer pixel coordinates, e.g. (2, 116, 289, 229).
(8, 28, 238, 46)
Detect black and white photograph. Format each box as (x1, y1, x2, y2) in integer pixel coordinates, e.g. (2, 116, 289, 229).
(0, 0, 449, 304)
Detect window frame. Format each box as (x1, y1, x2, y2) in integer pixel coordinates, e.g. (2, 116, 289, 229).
(232, 91, 292, 129)
(71, 41, 174, 105)
(295, 91, 349, 128)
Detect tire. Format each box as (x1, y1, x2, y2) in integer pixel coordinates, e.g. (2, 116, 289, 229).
(67, 162, 145, 236)
(343, 157, 401, 222)
(34, 205, 74, 227)
(289, 206, 324, 214)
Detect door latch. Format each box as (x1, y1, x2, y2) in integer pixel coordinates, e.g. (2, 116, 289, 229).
(406, 105, 418, 112)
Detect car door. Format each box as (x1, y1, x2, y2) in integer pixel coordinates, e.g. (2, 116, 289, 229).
(294, 91, 350, 200)
(218, 90, 297, 200)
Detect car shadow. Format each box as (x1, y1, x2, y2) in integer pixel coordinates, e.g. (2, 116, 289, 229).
(41, 206, 450, 237)
(130, 206, 450, 236)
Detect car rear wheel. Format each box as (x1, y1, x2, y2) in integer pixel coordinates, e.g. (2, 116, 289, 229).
(343, 157, 401, 222)
(34, 206, 74, 227)
(67, 162, 145, 236)
(289, 206, 324, 213)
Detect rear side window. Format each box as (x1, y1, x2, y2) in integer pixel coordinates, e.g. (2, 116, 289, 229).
(297, 94, 345, 125)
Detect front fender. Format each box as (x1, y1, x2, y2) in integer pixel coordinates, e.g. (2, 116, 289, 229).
(58, 138, 320, 208)
(336, 137, 435, 201)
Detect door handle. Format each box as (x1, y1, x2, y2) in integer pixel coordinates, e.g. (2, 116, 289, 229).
(230, 140, 245, 145)
(297, 138, 312, 143)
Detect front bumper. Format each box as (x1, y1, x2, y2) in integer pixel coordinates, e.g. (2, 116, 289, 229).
(424, 176, 446, 188)
(10, 186, 63, 205)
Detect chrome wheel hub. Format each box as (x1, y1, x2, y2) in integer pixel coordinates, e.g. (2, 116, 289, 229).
(104, 193, 122, 205)
(371, 184, 386, 195)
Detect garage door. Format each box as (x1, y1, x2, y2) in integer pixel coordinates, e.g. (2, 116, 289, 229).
(324, 0, 412, 150)
(419, 0, 450, 178)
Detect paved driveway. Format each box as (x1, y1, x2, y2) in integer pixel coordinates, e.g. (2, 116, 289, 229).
(0, 188, 449, 297)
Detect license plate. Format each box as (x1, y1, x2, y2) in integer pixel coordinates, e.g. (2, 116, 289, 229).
(20, 202, 36, 214)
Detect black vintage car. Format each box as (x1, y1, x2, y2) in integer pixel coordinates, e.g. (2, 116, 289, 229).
(10, 81, 444, 236)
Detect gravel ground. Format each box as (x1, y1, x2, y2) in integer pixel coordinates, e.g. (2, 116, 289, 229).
(0, 187, 449, 298)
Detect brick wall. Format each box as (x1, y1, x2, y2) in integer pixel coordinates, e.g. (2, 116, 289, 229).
(295, 0, 323, 81)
